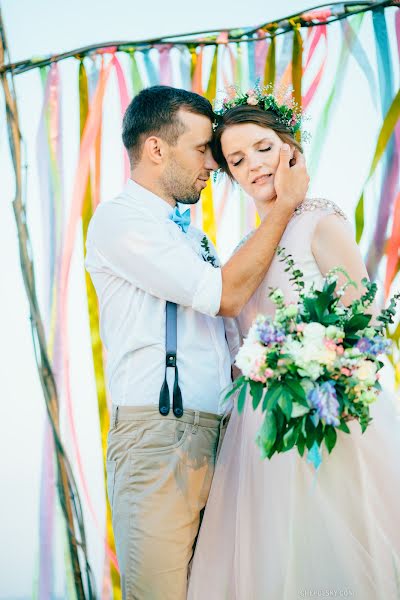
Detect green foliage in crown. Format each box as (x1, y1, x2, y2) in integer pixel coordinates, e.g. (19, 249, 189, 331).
(214, 84, 303, 136)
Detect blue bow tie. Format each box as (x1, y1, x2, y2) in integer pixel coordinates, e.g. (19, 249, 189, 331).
(169, 206, 191, 233)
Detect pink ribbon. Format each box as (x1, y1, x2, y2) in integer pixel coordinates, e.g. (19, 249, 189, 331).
(303, 26, 328, 109)
(112, 54, 130, 182)
(156, 44, 173, 85)
(59, 55, 119, 569)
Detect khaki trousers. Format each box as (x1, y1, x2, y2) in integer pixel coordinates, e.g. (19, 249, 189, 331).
(106, 404, 229, 600)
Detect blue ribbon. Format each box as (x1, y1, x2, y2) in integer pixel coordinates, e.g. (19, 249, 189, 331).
(365, 8, 397, 277)
(307, 441, 322, 470)
(143, 49, 159, 86)
(247, 37, 256, 86)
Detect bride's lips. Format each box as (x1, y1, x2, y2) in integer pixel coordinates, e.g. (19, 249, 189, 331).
(252, 173, 273, 185)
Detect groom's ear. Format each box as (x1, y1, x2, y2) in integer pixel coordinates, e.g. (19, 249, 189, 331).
(143, 136, 165, 165)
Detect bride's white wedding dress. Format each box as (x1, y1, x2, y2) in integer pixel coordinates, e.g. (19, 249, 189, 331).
(188, 199, 400, 600)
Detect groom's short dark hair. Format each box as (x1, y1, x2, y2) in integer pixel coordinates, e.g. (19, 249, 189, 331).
(122, 85, 214, 166)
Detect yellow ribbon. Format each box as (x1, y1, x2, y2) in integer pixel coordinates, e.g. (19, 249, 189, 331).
(206, 45, 218, 103)
(79, 61, 121, 599)
(264, 34, 276, 87)
(201, 178, 217, 246)
(355, 87, 400, 242)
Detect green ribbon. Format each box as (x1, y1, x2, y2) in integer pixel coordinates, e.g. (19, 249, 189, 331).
(129, 49, 144, 96)
(291, 22, 303, 143)
(355, 88, 400, 242)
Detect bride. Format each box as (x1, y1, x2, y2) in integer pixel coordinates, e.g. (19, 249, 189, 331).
(187, 89, 400, 599)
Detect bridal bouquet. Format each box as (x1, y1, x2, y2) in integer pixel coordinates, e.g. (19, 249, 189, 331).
(227, 248, 399, 467)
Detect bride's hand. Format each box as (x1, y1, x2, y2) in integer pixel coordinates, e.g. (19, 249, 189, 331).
(274, 144, 309, 212)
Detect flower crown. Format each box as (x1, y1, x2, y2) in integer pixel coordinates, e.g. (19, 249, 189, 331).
(214, 85, 303, 136)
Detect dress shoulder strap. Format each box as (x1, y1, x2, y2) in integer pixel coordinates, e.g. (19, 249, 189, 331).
(294, 198, 348, 220)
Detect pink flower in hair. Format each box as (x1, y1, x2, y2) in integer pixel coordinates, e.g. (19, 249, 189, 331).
(247, 95, 259, 106)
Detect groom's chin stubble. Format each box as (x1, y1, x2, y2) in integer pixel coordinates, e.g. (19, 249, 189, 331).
(175, 195, 201, 205)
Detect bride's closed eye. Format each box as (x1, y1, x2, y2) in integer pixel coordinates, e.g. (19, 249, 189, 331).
(259, 146, 272, 152)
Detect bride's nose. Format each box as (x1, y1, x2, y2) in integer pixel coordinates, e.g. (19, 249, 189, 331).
(248, 150, 268, 172)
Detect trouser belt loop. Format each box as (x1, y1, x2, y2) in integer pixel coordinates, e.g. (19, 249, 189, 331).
(192, 411, 200, 434)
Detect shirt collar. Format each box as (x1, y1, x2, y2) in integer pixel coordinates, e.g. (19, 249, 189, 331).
(124, 178, 173, 220)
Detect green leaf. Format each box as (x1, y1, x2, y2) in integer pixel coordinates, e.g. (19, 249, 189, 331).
(237, 381, 248, 414)
(324, 426, 337, 453)
(297, 434, 306, 456)
(250, 380, 264, 410)
(345, 313, 372, 333)
(303, 297, 318, 320)
(322, 313, 341, 325)
(275, 405, 286, 432)
(337, 420, 350, 434)
(224, 377, 245, 400)
(315, 421, 324, 445)
(285, 378, 308, 406)
(323, 279, 337, 298)
(262, 383, 282, 411)
(305, 417, 316, 449)
(301, 415, 308, 438)
(258, 411, 277, 455)
(314, 292, 330, 320)
(283, 426, 299, 451)
(278, 389, 293, 420)
(291, 402, 310, 418)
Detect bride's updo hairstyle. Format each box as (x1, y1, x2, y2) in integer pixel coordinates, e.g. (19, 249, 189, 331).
(212, 105, 303, 180)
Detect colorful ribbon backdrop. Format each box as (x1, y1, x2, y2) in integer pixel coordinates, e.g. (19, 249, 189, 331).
(3, 3, 399, 597)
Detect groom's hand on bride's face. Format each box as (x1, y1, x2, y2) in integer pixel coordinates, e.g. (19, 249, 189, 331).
(274, 144, 309, 212)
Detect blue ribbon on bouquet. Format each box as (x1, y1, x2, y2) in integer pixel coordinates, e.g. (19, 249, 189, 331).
(307, 441, 322, 470)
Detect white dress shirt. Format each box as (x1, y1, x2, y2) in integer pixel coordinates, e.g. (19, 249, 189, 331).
(85, 179, 232, 415)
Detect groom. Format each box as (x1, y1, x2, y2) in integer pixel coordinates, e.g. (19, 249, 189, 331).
(85, 85, 309, 599)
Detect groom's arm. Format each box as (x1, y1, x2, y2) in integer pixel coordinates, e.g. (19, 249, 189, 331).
(218, 145, 309, 317)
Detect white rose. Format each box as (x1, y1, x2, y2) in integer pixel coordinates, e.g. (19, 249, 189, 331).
(353, 360, 377, 386)
(282, 337, 302, 360)
(302, 323, 326, 344)
(297, 361, 323, 381)
(300, 340, 336, 366)
(246, 322, 260, 343)
(235, 340, 266, 377)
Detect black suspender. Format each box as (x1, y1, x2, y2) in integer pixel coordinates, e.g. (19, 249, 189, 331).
(159, 301, 184, 418)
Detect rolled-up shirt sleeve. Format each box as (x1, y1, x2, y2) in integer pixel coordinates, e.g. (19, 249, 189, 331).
(85, 201, 222, 317)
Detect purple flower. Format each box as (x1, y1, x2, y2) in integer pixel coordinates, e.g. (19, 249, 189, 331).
(308, 381, 340, 427)
(370, 337, 391, 356)
(356, 336, 391, 356)
(256, 319, 286, 346)
(356, 338, 373, 353)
